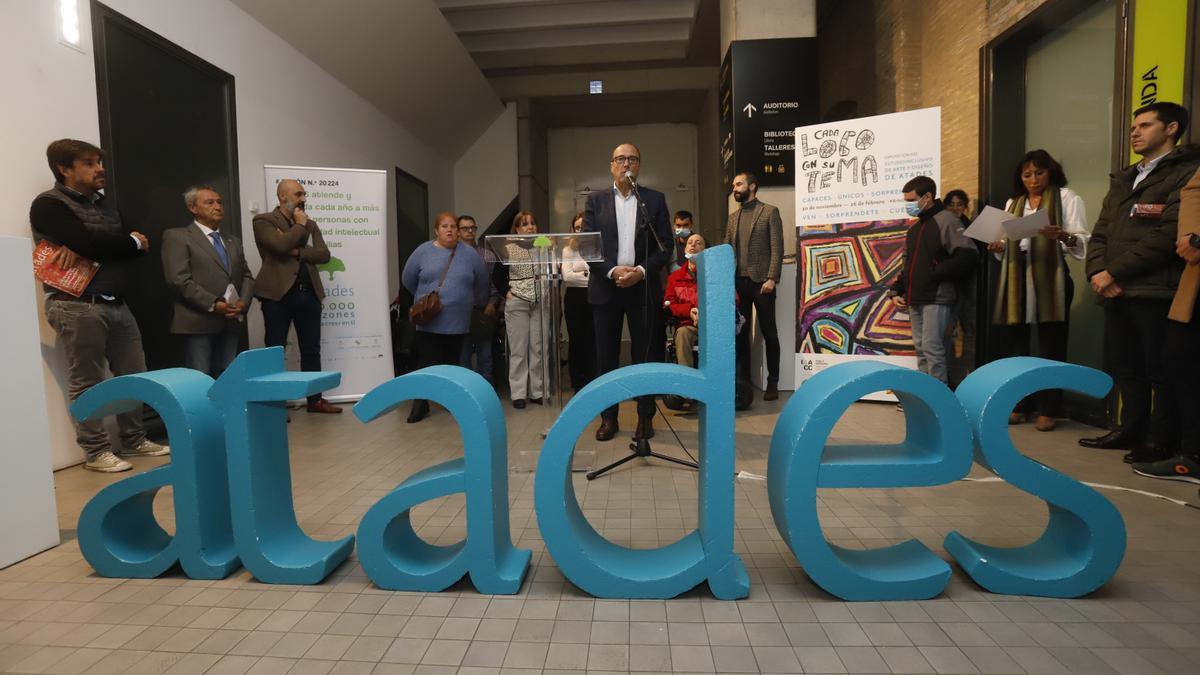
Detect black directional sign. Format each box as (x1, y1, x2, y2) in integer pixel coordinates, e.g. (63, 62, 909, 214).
(719, 38, 820, 188)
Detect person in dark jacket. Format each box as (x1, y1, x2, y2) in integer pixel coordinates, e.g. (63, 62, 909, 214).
(1079, 102, 1200, 464)
(30, 139, 170, 473)
(890, 176, 978, 385)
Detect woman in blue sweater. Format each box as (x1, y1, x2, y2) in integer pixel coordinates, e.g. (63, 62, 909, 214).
(401, 211, 489, 423)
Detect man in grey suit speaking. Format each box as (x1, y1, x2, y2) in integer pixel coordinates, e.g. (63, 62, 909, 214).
(162, 186, 254, 377)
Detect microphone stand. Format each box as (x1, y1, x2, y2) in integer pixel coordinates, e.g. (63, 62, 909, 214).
(587, 176, 698, 480)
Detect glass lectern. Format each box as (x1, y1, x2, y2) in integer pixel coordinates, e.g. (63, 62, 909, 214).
(488, 232, 602, 471)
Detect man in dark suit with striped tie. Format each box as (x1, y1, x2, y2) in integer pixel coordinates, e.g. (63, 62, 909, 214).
(584, 143, 674, 441)
(161, 186, 255, 377)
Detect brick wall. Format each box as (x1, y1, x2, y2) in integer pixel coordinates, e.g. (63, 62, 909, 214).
(819, 0, 1053, 206)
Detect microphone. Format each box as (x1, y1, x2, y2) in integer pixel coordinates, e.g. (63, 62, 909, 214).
(624, 170, 637, 187)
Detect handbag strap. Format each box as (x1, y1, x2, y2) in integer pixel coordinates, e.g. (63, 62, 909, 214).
(434, 245, 457, 291)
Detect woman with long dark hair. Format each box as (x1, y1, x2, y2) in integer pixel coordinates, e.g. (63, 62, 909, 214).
(988, 149, 1089, 431)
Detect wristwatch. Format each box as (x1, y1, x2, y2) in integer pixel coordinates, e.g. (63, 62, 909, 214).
(1190, 233, 1200, 249)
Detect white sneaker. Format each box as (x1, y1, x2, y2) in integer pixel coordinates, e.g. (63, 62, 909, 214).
(121, 439, 171, 458)
(85, 451, 133, 473)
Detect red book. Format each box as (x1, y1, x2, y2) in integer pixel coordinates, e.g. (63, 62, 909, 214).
(32, 240, 100, 297)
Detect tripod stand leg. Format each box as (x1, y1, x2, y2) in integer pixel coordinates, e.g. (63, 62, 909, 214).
(586, 452, 640, 480)
(647, 451, 699, 470)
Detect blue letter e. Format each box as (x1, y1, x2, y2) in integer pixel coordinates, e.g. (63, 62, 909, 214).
(768, 361, 973, 601)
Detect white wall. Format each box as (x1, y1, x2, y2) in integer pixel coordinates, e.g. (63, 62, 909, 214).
(1, 0, 458, 469)
(454, 102, 518, 229)
(0, 237, 59, 568)
(548, 124, 699, 233)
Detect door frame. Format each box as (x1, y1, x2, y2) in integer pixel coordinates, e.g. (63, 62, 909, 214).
(90, 1, 243, 237)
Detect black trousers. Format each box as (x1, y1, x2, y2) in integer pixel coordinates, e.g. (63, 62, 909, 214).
(993, 275, 1073, 416)
(563, 287, 596, 391)
(735, 276, 781, 385)
(1165, 294, 1200, 456)
(412, 330, 465, 409)
(593, 283, 663, 422)
(261, 284, 323, 405)
(1105, 297, 1173, 446)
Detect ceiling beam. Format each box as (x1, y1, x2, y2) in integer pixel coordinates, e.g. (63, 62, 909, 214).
(444, 0, 697, 35)
(472, 42, 689, 70)
(461, 22, 692, 52)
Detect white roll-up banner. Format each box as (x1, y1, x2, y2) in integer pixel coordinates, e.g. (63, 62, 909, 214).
(264, 165, 393, 402)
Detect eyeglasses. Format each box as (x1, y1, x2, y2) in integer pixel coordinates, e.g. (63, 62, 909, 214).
(611, 156, 641, 166)
(458, 226, 477, 231)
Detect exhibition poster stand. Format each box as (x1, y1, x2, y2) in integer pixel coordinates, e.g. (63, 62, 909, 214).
(489, 232, 601, 472)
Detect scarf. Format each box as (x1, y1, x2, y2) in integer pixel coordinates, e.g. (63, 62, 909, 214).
(993, 187, 1068, 325)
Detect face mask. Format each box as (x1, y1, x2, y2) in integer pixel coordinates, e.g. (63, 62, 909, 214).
(684, 251, 699, 260)
(904, 200, 923, 217)
(675, 228, 691, 239)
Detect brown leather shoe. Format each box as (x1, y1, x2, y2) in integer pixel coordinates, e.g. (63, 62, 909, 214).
(634, 416, 655, 441)
(307, 398, 343, 414)
(595, 419, 618, 442)
(763, 382, 779, 401)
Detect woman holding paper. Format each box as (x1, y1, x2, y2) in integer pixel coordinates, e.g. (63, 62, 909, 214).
(989, 149, 1089, 431)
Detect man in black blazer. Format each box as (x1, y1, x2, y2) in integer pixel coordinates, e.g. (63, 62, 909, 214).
(161, 186, 255, 377)
(584, 142, 674, 441)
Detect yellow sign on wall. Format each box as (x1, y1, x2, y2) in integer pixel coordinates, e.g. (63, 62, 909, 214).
(1129, 0, 1189, 159)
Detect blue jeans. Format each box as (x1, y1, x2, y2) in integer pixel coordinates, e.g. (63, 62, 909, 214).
(460, 329, 494, 379)
(183, 330, 239, 377)
(910, 303, 952, 384)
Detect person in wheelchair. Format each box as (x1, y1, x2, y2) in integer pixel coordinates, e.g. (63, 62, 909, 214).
(662, 234, 751, 411)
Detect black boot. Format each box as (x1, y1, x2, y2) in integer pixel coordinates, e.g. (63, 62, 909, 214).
(407, 399, 430, 423)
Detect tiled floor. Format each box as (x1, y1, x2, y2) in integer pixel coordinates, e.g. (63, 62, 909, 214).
(3, 392, 1199, 675)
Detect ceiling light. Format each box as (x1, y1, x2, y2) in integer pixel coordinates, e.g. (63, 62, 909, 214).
(589, 80, 603, 95)
(58, 0, 83, 51)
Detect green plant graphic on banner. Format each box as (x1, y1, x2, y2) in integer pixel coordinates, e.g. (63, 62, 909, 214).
(318, 256, 346, 280)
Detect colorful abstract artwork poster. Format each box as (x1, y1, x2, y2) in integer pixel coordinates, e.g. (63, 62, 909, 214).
(796, 219, 915, 356)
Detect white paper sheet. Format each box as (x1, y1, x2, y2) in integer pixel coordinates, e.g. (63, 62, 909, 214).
(963, 206, 1010, 242)
(1002, 208, 1050, 240)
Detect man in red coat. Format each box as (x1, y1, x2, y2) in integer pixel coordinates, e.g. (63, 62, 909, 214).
(663, 234, 709, 367)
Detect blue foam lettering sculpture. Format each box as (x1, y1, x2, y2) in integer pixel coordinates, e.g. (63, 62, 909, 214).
(352, 367, 530, 593)
(768, 362, 973, 600)
(207, 348, 354, 584)
(534, 245, 749, 599)
(945, 358, 1125, 597)
(74, 369, 237, 578)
